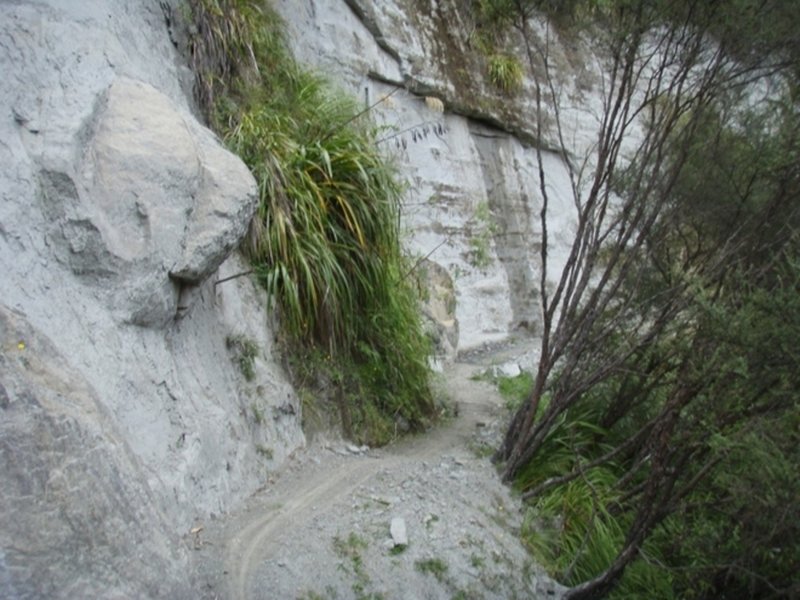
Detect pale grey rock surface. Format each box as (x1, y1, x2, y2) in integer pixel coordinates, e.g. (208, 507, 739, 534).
(0, 306, 187, 599)
(0, 1, 304, 596)
(390, 516, 408, 547)
(0, 0, 605, 596)
(272, 0, 593, 354)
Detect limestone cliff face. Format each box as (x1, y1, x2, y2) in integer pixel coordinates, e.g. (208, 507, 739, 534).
(1, 1, 594, 595)
(0, 2, 304, 596)
(273, 0, 596, 355)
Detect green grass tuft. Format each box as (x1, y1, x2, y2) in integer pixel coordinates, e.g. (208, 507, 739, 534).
(415, 557, 449, 582)
(496, 371, 534, 411)
(517, 399, 676, 598)
(487, 53, 523, 94)
(187, 0, 435, 445)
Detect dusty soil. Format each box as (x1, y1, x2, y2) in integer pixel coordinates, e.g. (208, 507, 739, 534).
(191, 346, 565, 599)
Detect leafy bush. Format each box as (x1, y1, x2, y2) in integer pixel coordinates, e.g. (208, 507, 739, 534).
(518, 255, 800, 597)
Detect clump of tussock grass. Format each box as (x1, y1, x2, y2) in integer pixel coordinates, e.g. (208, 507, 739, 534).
(186, 0, 435, 444)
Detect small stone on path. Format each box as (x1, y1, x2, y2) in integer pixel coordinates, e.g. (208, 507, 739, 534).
(390, 517, 408, 547)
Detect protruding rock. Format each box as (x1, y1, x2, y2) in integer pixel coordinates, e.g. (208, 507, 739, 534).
(77, 77, 257, 325)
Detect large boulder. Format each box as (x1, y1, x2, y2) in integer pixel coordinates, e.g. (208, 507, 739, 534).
(38, 75, 257, 327)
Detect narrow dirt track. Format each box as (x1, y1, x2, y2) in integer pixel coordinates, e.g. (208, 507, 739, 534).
(193, 346, 561, 600)
(221, 361, 499, 599)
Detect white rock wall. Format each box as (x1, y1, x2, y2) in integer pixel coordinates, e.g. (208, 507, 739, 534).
(0, 1, 304, 596)
(273, 0, 593, 353)
(0, 0, 608, 594)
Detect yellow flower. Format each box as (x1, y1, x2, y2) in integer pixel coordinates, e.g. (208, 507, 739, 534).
(17, 341, 25, 350)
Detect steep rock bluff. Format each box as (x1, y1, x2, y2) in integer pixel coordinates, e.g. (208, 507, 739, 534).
(0, 1, 304, 596)
(273, 0, 594, 355)
(0, 0, 596, 595)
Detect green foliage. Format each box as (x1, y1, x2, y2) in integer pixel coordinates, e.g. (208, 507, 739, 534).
(514, 397, 606, 491)
(520, 421, 676, 597)
(415, 557, 449, 582)
(657, 262, 800, 597)
(527, 0, 800, 60)
(518, 259, 800, 598)
(470, 2, 526, 94)
(187, 0, 290, 122)
(660, 424, 799, 598)
(473, 0, 518, 27)
(496, 371, 534, 411)
(226, 334, 259, 381)
(187, 1, 435, 445)
(333, 531, 368, 556)
(473, 368, 534, 411)
(467, 201, 497, 268)
(516, 92, 800, 597)
(493, 4, 799, 596)
(487, 53, 524, 94)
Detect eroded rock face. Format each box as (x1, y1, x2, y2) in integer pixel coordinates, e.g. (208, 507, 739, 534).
(0, 307, 188, 599)
(273, 0, 589, 353)
(0, 1, 304, 595)
(39, 76, 258, 327)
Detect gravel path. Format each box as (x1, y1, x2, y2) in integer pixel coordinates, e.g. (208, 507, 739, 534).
(191, 352, 565, 599)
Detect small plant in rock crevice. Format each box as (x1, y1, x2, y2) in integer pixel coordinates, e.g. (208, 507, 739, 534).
(487, 53, 524, 94)
(467, 201, 498, 269)
(332, 532, 383, 600)
(251, 402, 264, 425)
(470, 3, 525, 95)
(226, 334, 259, 381)
(254, 444, 273, 459)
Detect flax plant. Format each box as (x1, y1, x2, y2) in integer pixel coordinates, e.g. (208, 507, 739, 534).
(187, 0, 434, 443)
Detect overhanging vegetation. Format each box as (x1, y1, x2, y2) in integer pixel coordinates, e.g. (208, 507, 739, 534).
(185, 0, 435, 444)
(476, 0, 799, 597)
